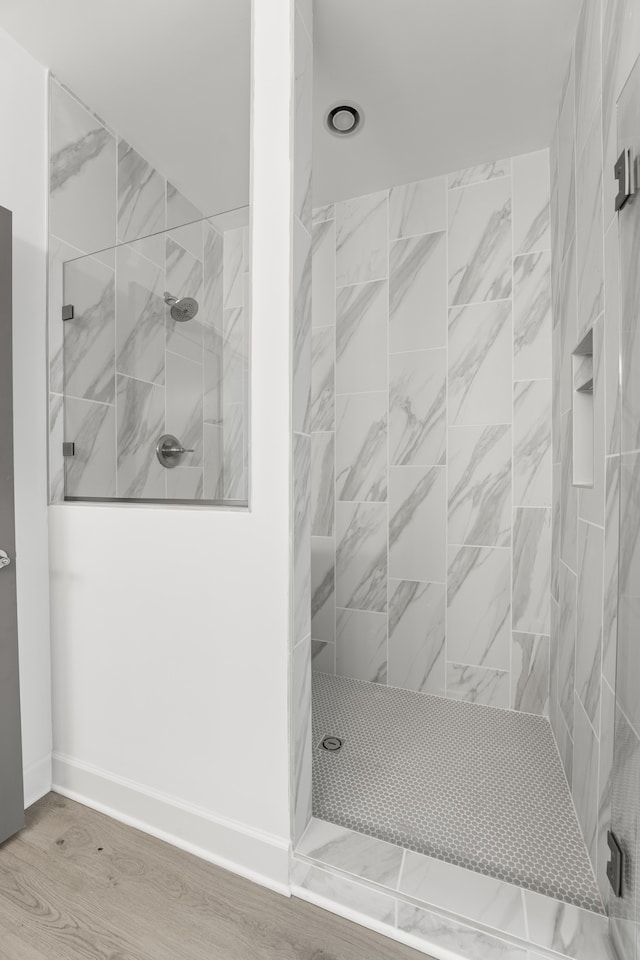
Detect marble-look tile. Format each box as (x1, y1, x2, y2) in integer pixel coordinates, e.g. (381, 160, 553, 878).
(448, 299, 511, 425)
(203, 423, 223, 500)
(311, 327, 334, 431)
(165, 352, 203, 468)
(335, 608, 387, 684)
(115, 245, 164, 385)
(389, 176, 446, 239)
(389, 348, 446, 466)
(447, 545, 510, 671)
(116, 375, 165, 499)
(575, 0, 602, 152)
(63, 254, 115, 404)
(603, 456, 619, 688)
(311, 433, 334, 536)
(203, 225, 223, 330)
(292, 638, 312, 843)
(50, 80, 116, 254)
(556, 710, 575, 789)
(397, 903, 528, 960)
(165, 237, 204, 362)
(389, 466, 446, 583)
(291, 861, 396, 925)
(576, 112, 604, 339)
(447, 159, 510, 189)
(222, 227, 244, 309)
(524, 891, 609, 960)
(560, 411, 578, 571)
(512, 150, 551, 255)
(512, 507, 551, 635)
(448, 177, 512, 307)
(222, 403, 246, 501)
(222, 306, 246, 406)
(511, 633, 550, 716)
(513, 380, 551, 507)
(311, 537, 335, 643)
(117, 139, 165, 243)
(576, 520, 604, 731)
(312, 218, 336, 328)
(293, 8, 312, 231)
(389, 232, 447, 353)
(335, 393, 387, 502)
(550, 598, 559, 732)
(388, 580, 446, 696)
(64, 397, 116, 499)
(312, 204, 334, 224)
(311, 639, 335, 673)
(335, 501, 387, 613)
(560, 238, 578, 416)
(558, 561, 577, 736)
(551, 462, 561, 601)
(166, 467, 202, 500)
(573, 694, 599, 871)
(558, 60, 577, 261)
(448, 424, 511, 547)
(552, 323, 562, 465)
(297, 819, 403, 887)
(336, 279, 387, 394)
(399, 851, 527, 938)
(203, 324, 223, 426)
(604, 221, 621, 456)
(293, 434, 312, 647)
(513, 251, 552, 381)
(166, 181, 203, 258)
(49, 393, 64, 502)
(335, 191, 388, 287)
(596, 679, 616, 899)
(446, 663, 510, 709)
(293, 219, 312, 435)
(617, 452, 640, 736)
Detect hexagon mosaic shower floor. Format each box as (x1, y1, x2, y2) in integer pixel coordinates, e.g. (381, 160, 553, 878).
(312, 673, 603, 913)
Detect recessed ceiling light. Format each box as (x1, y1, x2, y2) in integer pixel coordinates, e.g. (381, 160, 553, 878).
(326, 103, 363, 137)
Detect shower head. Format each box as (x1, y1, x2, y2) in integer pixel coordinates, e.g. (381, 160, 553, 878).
(164, 291, 199, 322)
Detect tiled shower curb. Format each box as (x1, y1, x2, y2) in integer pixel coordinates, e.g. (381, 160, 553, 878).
(291, 818, 613, 960)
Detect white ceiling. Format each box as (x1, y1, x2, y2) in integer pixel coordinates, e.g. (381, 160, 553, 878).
(313, 0, 582, 203)
(0, 0, 581, 212)
(0, 0, 251, 216)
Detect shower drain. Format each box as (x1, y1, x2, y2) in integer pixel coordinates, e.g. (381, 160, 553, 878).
(320, 735, 343, 753)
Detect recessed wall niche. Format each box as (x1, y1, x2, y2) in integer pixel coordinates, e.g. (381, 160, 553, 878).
(571, 328, 594, 488)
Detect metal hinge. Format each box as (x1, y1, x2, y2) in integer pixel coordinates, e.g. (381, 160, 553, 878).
(615, 149, 633, 212)
(62, 304, 74, 321)
(62, 442, 75, 458)
(607, 830, 624, 898)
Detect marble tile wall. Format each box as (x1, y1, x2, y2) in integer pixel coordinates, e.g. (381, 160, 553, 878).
(310, 150, 553, 720)
(548, 0, 640, 943)
(48, 77, 249, 503)
(291, 0, 314, 845)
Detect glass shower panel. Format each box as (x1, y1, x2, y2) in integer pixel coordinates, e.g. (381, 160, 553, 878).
(60, 208, 250, 505)
(610, 55, 640, 960)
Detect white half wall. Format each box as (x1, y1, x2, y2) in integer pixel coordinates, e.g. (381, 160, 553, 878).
(0, 26, 52, 808)
(48, 0, 295, 889)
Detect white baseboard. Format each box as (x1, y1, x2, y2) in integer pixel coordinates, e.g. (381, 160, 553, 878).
(52, 752, 291, 895)
(23, 754, 52, 809)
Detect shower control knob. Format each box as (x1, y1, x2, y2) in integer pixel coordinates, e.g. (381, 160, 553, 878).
(0, 549, 11, 569)
(156, 434, 195, 468)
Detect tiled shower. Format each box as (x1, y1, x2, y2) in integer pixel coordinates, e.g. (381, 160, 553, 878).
(309, 152, 553, 712)
(48, 79, 250, 504)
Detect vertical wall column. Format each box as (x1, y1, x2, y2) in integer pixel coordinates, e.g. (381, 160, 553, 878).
(291, 0, 314, 846)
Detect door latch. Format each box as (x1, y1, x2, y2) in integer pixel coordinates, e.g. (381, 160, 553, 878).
(615, 149, 633, 212)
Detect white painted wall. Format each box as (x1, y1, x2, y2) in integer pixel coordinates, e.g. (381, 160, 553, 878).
(0, 26, 52, 808)
(49, 0, 295, 889)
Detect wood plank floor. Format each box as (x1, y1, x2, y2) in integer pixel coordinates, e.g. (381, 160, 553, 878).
(0, 793, 427, 960)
